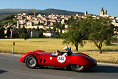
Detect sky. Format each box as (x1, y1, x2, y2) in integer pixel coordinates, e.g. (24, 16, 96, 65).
(0, 0, 118, 16)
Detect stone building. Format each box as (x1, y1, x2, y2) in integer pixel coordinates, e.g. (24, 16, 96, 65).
(100, 7, 109, 17)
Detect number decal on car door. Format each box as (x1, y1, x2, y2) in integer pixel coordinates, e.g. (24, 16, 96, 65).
(57, 56, 66, 63)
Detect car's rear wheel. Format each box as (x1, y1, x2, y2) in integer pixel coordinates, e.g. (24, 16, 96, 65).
(70, 64, 85, 72)
(25, 55, 38, 69)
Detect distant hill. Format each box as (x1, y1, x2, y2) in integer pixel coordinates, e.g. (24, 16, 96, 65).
(40, 9, 84, 15)
(0, 13, 14, 21)
(0, 8, 84, 21)
(0, 9, 37, 14)
(0, 8, 84, 15)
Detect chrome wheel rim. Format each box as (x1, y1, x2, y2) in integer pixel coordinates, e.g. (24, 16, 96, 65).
(72, 65, 84, 70)
(27, 57, 36, 67)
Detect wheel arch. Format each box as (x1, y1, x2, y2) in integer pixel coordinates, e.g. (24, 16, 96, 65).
(20, 52, 39, 63)
(69, 55, 89, 65)
(24, 54, 38, 63)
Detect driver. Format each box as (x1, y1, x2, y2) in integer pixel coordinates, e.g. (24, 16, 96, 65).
(62, 46, 72, 56)
(52, 50, 61, 56)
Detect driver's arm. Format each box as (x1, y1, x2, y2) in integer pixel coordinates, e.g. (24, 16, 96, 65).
(62, 52, 68, 56)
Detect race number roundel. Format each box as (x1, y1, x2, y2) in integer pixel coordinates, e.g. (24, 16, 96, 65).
(57, 56, 66, 63)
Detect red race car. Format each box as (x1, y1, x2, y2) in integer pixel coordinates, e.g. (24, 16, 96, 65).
(20, 50, 97, 72)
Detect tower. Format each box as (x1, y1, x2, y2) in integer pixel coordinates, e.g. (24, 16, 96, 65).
(104, 10, 107, 15)
(100, 7, 109, 17)
(34, 9, 36, 17)
(84, 11, 88, 16)
(100, 7, 104, 16)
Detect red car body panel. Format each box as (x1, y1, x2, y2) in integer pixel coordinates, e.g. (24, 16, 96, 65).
(20, 50, 97, 68)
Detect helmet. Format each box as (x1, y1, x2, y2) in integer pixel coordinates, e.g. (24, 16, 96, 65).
(63, 46, 71, 50)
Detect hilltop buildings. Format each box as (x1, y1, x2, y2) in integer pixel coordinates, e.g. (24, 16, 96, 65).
(3, 7, 118, 38)
(16, 7, 118, 28)
(16, 12, 70, 29)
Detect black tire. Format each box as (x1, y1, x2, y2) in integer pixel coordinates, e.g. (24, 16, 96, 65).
(25, 55, 38, 69)
(70, 64, 85, 72)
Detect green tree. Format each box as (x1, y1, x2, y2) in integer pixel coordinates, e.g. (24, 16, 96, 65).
(12, 27, 19, 38)
(53, 22, 65, 33)
(0, 22, 4, 27)
(18, 27, 30, 40)
(62, 17, 88, 51)
(0, 27, 5, 38)
(88, 17, 114, 54)
(39, 30, 43, 38)
(6, 28, 11, 38)
(20, 33, 29, 40)
(0, 14, 17, 28)
(17, 27, 22, 37)
(36, 27, 44, 38)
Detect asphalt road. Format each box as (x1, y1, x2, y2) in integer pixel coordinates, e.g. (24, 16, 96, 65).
(0, 53, 118, 79)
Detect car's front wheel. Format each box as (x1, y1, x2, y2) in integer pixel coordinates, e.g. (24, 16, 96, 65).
(70, 64, 85, 72)
(25, 55, 38, 69)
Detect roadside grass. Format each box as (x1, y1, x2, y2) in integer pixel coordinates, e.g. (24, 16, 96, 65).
(0, 38, 118, 64)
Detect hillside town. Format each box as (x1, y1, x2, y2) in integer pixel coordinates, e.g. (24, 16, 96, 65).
(2, 7, 118, 38)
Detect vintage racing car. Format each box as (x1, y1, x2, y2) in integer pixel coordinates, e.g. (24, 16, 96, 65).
(20, 50, 97, 71)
